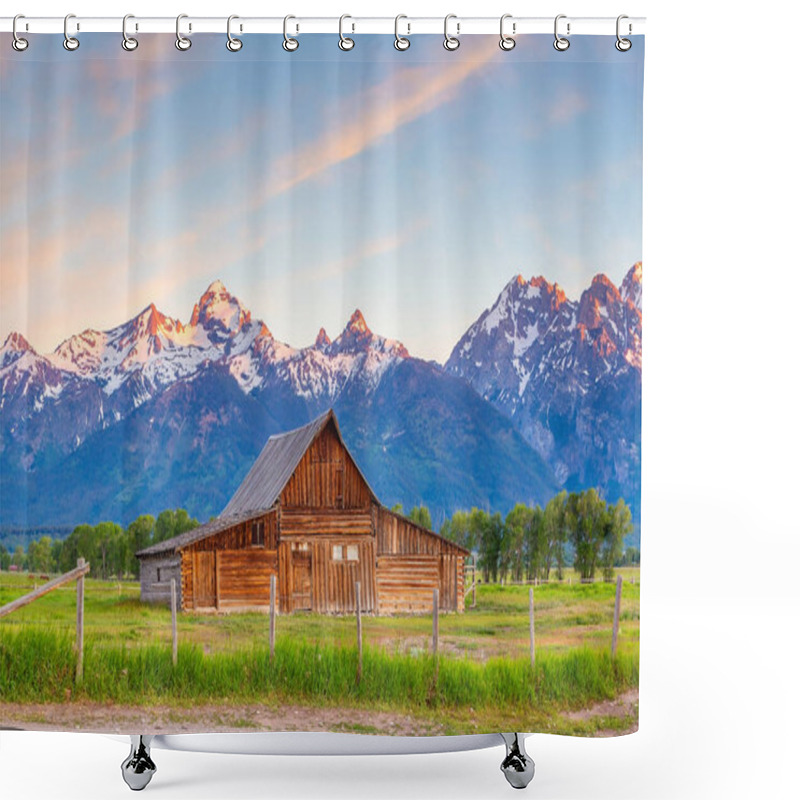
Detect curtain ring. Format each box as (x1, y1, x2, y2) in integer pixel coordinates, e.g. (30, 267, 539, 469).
(443, 14, 460, 51)
(227, 15, 243, 51)
(394, 14, 410, 51)
(339, 14, 355, 50)
(499, 14, 515, 51)
(553, 14, 570, 51)
(12, 15, 29, 52)
(283, 15, 299, 51)
(616, 15, 632, 51)
(175, 14, 192, 51)
(63, 13, 80, 51)
(121, 14, 138, 51)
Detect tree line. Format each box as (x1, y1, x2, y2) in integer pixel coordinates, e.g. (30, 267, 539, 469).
(2, 490, 636, 584)
(399, 489, 635, 583)
(0, 509, 198, 579)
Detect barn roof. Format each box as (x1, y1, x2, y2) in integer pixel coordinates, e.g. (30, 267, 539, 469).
(136, 509, 269, 557)
(136, 409, 469, 559)
(220, 409, 377, 517)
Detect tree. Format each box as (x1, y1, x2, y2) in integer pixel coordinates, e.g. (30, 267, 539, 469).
(408, 505, 433, 530)
(524, 506, 545, 581)
(27, 536, 54, 574)
(439, 511, 476, 552)
(618, 546, 640, 566)
(91, 522, 125, 580)
(0, 544, 10, 571)
(566, 489, 607, 580)
(11, 545, 26, 571)
(542, 490, 569, 580)
(600, 499, 632, 581)
(470, 509, 504, 583)
(154, 509, 198, 544)
(503, 504, 533, 582)
(127, 515, 156, 578)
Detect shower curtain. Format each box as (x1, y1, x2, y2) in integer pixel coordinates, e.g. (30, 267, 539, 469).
(0, 28, 644, 737)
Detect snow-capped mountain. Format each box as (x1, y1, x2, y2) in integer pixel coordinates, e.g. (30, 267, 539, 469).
(446, 263, 642, 520)
(0, 282, 560, 527)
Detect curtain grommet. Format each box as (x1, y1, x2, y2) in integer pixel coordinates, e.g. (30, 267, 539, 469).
(499, 14, 516, 51)
(226, 15, 243, 51)
(615, 15, 632, 51)
(12, 15, 29, 51)
(338, 14, 355, 51)
(63, 13, 80, 51)
(121, 14, 139, 51)
(443, 14, 460, 51)
(175, 14, 192, 51)
(553, 15, 570, 51)
(283, 15, 299, 51)
(394, 15, 410, 51)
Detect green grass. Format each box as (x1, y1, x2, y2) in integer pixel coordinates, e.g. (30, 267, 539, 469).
(0, 626, 637, 713)
(0, 570, 639, 732)
(0, 572, 640, 661)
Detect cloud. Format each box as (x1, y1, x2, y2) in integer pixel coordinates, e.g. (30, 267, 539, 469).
(303, 217, 430, 282)
(260, 42, 497, 203)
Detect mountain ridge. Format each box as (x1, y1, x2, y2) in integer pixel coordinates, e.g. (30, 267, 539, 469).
(1, 268, 640, 528)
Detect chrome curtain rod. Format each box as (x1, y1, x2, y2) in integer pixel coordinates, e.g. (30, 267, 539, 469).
(1, 16, 645, 36)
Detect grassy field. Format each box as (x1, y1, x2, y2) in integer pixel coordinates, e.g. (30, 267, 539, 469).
(0, 570, 639, 735)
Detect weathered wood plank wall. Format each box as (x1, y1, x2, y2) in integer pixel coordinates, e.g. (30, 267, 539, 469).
(280, 423, 372, 510)
(375, 556, 440, 614)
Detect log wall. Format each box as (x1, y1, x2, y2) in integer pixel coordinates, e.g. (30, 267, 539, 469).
(375, 555, 441, 614)
(180, 511, 278, 610)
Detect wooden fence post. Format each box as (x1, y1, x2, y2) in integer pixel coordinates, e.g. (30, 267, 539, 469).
(355, 581, 363, 685)
(529, 587, 535, 669)
(269, 574, 276, 662)
(170, 578, 178, 667)
(432, 588, 439, 683)
(611, 574, 623, 657)
(76, 558, 85, 683)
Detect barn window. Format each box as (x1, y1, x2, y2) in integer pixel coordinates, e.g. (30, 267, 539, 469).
(346, 545, 359, 562)
(332, 545, 343, 561)
(252, 520, 265, 547)
(156, 568, 164, 583)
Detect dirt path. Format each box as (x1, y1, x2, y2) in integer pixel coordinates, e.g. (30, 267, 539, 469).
(563, 688, 639, 736)
(0, 701, 447, 736)
(1, 690, 639, 737)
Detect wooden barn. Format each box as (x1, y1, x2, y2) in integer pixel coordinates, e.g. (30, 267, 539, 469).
(136, 410, 469, 615)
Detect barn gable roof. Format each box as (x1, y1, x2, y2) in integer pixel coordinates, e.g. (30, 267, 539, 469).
(221, 409, 378, 517)
(136, 409, 469, 559)
(136, 509, 269, 557)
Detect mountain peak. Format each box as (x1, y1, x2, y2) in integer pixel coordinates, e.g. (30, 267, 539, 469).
(205, 279, 228, 295)
(190, 280, 251, 341)
(2, 331, 34, 354)
(620, 262, 642, 310)
(315, 327, 331, 348)
(346, 309, 370, 335)
(589, 273, 619, 293)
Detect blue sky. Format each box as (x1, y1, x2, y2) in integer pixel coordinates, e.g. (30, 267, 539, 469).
(0, 33, 643, 362)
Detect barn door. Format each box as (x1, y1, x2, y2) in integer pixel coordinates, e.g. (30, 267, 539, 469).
(291, 548, 312, 611)
(193, 552, 217, 608)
